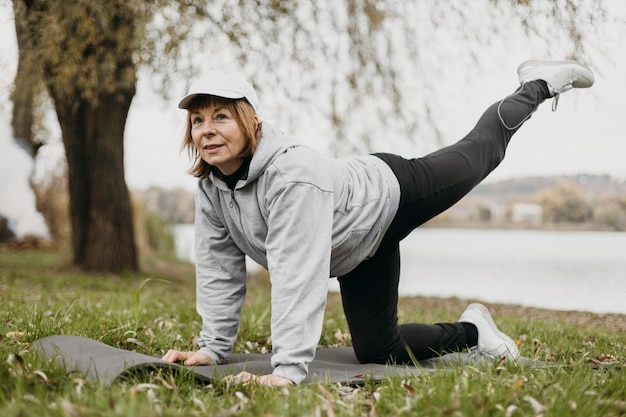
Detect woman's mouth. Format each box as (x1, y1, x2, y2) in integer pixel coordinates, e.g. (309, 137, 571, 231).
(203, 144, 223, 154)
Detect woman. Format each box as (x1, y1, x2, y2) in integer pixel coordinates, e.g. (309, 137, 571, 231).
(162, 61, 594, 386)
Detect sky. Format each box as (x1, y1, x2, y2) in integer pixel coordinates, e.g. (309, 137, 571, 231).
(1, 2, 625, 196)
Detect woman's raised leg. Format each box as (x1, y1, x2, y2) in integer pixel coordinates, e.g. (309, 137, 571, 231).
(378, 60, 594, 244)
(341, 60, 594, 364)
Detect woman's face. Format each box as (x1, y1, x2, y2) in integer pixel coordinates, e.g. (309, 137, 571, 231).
(190, 103, 254, 175)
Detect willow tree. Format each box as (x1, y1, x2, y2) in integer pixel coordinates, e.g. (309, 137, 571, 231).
(11, 0, 614, 273)
(14, 0, 142, 272)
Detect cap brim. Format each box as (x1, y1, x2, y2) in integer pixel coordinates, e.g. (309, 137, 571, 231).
(178, 89, 246, 109)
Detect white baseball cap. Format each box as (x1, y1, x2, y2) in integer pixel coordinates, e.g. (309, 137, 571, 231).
(178, 70, 259, 112)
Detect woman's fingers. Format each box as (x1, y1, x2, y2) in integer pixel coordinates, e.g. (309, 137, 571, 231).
(228, 371, 295, 387)
(256, 374, 295, 386)
(184, 351, 214, 366)
(161, 349, 188, 363)
(161, 350, 214, 365)
(229, 371, 256, 384)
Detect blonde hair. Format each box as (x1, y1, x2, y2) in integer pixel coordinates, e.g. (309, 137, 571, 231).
(182, 96, 262, 178)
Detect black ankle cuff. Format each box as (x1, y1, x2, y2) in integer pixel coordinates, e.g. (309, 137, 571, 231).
(537, 79, 552, 99)
(461, 322, 479, 347)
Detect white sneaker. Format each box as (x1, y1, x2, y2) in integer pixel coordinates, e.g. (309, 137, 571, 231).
(518, 59, 595, 95)
(459, 303, 520, 360)
(517, 60, 594, 111)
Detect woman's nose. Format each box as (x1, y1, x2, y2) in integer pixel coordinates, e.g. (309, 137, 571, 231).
(200, 121, 216, 136)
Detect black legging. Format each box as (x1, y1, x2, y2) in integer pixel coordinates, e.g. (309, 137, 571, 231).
(338, 80, 550, 364)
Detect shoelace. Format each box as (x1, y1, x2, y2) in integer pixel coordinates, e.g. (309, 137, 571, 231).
(552, 91, 561, 111)
(467, 345, 499, 362)
(551, 80, 574, 112)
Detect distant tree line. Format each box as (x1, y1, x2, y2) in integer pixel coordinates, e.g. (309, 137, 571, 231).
(539, 182, 626, 230)
(437, 177, 626, 231)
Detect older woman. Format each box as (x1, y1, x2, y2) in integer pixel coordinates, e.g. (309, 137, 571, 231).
(162, 61, 594, 386)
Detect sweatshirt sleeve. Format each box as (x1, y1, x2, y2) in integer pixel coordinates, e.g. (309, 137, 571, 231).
(194, 187, 247, 365)
(263, 177, 333, 385)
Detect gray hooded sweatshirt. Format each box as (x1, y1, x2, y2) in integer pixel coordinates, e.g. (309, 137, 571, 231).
(194, 122, 400, 384)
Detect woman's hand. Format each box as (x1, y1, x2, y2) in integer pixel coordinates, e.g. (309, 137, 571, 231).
(229, 371, 295, 387)
(161, 349, 215, 366)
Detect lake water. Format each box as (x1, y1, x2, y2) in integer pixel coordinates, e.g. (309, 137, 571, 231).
(174, 225, 626, 315)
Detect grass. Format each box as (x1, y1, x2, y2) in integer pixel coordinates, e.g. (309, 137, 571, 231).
(1, 247, 625, 416)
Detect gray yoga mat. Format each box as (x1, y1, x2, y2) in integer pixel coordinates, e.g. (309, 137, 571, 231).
(33, 335, 542, 385)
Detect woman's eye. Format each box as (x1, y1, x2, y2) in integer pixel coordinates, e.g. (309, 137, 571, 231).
(215, 113, 227, 120)
(192, 117, 203, 125)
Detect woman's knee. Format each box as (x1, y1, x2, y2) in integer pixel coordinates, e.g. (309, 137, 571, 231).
(352, 339, 397, 364)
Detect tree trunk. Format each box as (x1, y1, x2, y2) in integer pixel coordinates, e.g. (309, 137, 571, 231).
(11, 0, 39, 156)
(14, 0, 141, 273)
(51, 89, 138, 273)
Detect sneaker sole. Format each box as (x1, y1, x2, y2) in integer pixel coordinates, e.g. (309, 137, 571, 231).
(517, 59, 595, 88)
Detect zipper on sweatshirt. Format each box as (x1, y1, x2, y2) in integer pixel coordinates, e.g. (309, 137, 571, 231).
(229, 191, 244, 231)
(228, 190, 248, 246)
